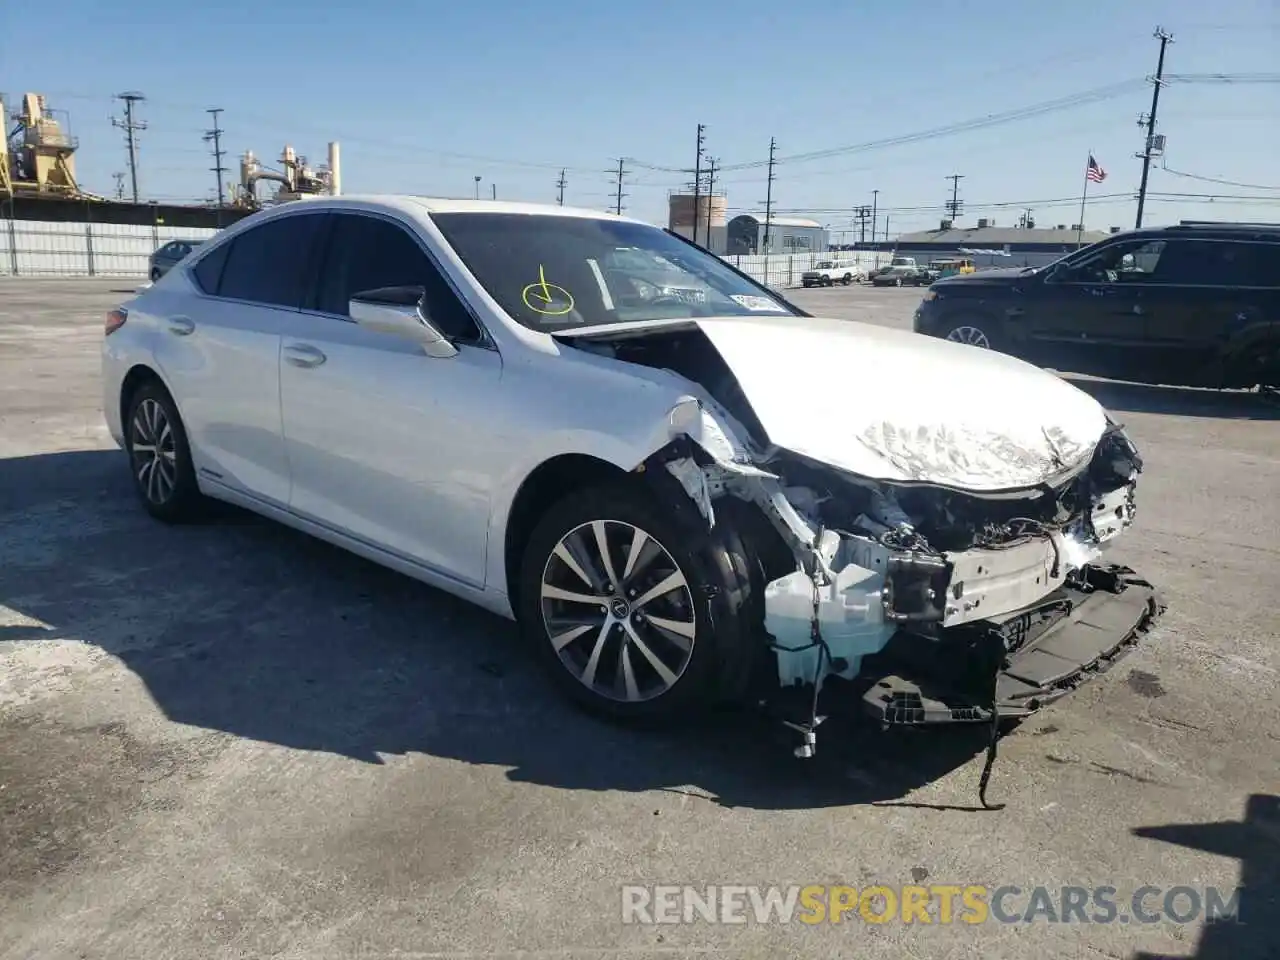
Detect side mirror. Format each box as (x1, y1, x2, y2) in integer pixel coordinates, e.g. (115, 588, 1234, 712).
(348, 286, 458, 359)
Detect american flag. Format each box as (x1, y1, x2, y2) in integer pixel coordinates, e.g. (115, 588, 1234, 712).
(1086, 155, 1107, 183)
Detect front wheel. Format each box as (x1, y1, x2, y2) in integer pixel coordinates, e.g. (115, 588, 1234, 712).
(517, 482, 759, 722)
(943, 317, 1000, 351)
(842, 273, 852, 285)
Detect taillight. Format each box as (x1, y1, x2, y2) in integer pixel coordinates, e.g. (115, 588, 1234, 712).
(105, 307, 128, 336)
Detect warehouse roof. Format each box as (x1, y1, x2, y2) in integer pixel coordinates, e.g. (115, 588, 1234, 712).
(897, 225, 1113, 246)
(732, 214, 824, 229)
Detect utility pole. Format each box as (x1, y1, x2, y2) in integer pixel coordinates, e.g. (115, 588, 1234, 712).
(1135, 26, 1174, 229)
(112, 172, 125, 200)
(612, 158, 627, 215)
(855, 205, 870, 244)
(110, 92, 147, 203)
(871, 189, 879, 244)
(556, 168, 566, 205)
(473, 175, 481, 200)
(492, 183, 497, 201)
(691, 123, 706, 246)
(945, 174, 964, 223)
(203, 108, 227, 209)
(761, 137, 777, 254)
(703, 157, 717, 248)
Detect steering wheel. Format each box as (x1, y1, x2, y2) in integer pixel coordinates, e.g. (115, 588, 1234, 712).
(648, 294, 689, 307)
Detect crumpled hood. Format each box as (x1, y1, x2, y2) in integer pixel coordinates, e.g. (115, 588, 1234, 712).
(694, 315, 1108, 491)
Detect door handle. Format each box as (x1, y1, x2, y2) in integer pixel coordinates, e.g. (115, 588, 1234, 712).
(167, 316, 195, 336)
(284, 343, 327, 368)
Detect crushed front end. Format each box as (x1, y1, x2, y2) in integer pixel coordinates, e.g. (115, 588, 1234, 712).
(651, 402, 1165, 776)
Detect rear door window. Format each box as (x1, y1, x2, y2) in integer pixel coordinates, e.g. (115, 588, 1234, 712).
(216, 213, 326, 308)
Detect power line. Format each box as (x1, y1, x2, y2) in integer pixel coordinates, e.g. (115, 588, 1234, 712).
(203, 108, 227, 212)
(713, 80, 1147, 171)
(110, 92, 147, 203)
(1158, 161, 1279, 191)
(1135, 26, 1174, 228)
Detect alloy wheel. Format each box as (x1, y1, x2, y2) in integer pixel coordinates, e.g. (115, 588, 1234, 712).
(946, 325, 992, 349)
(130, 398, 178, 505)
(539, 519, 697, 703)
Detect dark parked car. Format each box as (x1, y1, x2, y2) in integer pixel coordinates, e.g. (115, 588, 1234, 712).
(912, 221, 1280, 391)
(149, 239, 204, 282)
(872, 265, 930, 287)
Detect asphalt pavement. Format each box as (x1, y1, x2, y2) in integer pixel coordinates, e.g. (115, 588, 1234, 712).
(2, 278, 1278, 960)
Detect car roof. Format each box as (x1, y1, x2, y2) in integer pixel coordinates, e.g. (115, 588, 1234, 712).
(267, 193, 652, 227)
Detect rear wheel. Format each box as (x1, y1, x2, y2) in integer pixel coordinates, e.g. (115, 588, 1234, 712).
(517, 482, 760, 722)
(842, 273, 852, 285)
(149, 267, 161, 283)
(124, 381, 206, 522)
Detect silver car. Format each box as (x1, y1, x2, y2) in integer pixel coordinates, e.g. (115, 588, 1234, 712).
(101, 196, 1161, 759)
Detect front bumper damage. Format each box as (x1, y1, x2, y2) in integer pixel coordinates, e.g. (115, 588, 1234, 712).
(647, 398, 1165, 804)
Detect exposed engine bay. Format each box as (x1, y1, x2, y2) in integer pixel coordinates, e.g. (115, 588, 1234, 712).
(561, 323, 1165, 802)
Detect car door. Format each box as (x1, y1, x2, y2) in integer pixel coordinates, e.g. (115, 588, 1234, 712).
(275, 211, 503, 587)
(1138, 238, 1268, 386)
(154, 210, 326, 506)
(1026, 238, 1160, 377)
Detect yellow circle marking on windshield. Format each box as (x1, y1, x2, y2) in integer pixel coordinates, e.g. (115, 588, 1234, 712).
(521, 265, 575, 316)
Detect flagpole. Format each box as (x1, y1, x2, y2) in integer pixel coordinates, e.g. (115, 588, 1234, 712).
(1076, 150, 1091, 249)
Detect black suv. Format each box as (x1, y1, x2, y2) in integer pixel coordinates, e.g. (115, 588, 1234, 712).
(912, 221, 1280, 391)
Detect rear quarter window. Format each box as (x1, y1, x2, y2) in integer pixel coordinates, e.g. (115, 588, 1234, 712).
(192, 241, 230, 294)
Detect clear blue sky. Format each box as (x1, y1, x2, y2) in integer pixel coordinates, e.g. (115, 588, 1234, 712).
(3, 0, 1276, 236)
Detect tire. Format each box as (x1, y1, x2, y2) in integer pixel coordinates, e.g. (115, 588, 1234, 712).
(941, 314, 1002, 351)
(517, 481, 760, 723)
(149, 267, 161, 283)
(1238, 340, 1280, 391)
(123, 380, 206, 522)
(842, 273, 852, 285)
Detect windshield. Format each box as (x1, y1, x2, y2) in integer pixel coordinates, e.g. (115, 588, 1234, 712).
(814, 261, 834, 269)
(429, 213, 799, 332)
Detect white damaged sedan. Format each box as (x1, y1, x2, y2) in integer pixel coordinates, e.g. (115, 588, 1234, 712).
(102, 196, 1163, 761)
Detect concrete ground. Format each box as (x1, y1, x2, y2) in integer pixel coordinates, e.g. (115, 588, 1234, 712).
(1, 278, 1277, 960)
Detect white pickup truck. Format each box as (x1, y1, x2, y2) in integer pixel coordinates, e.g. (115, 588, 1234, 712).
(800, 260, 864, 287)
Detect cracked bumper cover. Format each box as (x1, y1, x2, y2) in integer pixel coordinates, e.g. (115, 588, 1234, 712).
(857, 564, 1166, 724)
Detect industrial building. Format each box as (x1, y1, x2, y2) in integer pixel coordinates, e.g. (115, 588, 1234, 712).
(892, 218, 1117, 269)
(726, 214, 827, 256)
(667, 192, 728, 253)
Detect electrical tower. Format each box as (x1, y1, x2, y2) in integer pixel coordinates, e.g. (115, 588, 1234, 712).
(761, 137, 777, 254)
(556, 168, 567, 205)
(203, 108, 227, 209)
(945, 174, 964, 223)
(691, 124, 706, 246)
(703, 157, 718, 248)
(111, 92, 147, 203)
(611, 158, 628, 215)
(1135, 26, 1174, 229)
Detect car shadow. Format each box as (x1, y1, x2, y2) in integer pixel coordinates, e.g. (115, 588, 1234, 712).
(1130, 794, 1279, 960)
(1061, 377, 1280, 422)
(0, 448, 997, 812)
